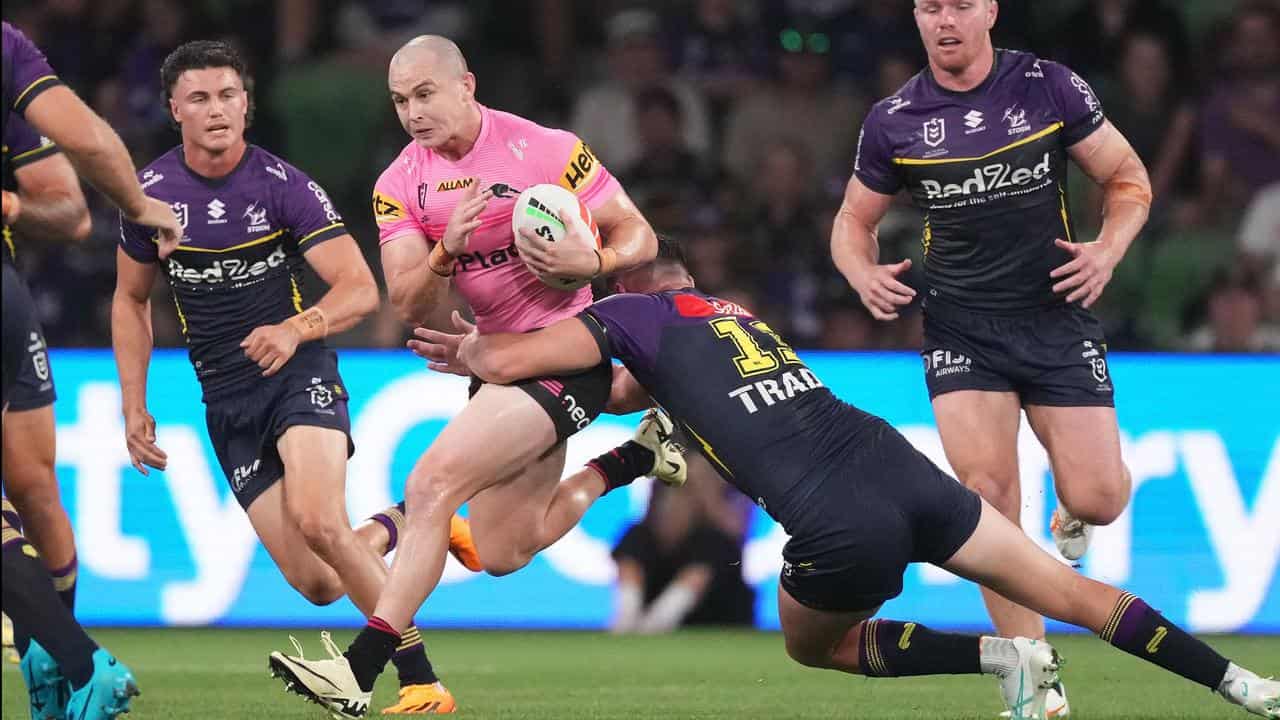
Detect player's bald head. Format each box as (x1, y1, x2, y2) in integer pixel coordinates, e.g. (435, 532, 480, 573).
(390, 35, 468, 79)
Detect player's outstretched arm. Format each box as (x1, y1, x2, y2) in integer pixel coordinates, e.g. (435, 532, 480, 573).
(1054, 121, 1152, 307)
(830, 175, 914, 321)
(22, 86, 180, 247)
(111, 248, 167, 475)
(458, 317, 603, 385)
(10, 151, 91, 242)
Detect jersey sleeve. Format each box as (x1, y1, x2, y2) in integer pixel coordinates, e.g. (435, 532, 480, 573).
(118, 209, 160, 264)
(578, 293, 667, 370)
(4, 115, 57, 170)
(852, 105, 901, 195)
(1042, 60, 1106, 147)
(4, 24, 63, 118)
(540, 128, 622, 210)
(280, 165, 347, 251)
(372, 160, 426, 245)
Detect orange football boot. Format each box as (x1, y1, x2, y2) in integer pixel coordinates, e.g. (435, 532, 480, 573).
(381, 682, 457, 714)
(448, 515, 483, 572)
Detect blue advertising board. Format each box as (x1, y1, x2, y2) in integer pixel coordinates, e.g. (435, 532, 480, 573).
(41, 350, 1279, 632)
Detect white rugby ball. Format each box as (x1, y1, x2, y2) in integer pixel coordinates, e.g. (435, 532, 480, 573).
(511, 183, 602, 291)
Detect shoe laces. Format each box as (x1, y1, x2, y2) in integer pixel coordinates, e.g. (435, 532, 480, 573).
(287, 635, 307, 660)
(320, 631, 345, 661)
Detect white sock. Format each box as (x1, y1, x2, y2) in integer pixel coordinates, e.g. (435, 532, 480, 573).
(1217, 662, 1255, 697)
(979, 636, 1018, 677)
(636, 583, 699, 634)
(612, 584, 643, 634)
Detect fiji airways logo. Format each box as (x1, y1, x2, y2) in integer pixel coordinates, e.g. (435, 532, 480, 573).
(923, 117, 946, 147)
(920, 152, 1052, 200)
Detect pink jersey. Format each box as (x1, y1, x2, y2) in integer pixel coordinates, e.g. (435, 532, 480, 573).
(373, 105, 621, 333)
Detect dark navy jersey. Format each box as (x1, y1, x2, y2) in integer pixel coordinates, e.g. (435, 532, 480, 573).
(2, 22, 62, 255)
(580, 289, 879, 532)
(855, 50, 1106, 312)
(3, 115, 59, 263)
(119, 145, 348, 399)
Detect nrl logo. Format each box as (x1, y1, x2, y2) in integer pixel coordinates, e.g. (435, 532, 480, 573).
(922, 117, 946, 147)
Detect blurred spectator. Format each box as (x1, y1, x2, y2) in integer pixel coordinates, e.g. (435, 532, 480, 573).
(1238, 183, 1280, 266)
(620, 86, 728, 233)
(611, 453, 755, 634)
(112, 0, 192, 159)
(734, 141, 831, 344)
(818, 299, 876, 350)
(721, 15, 864, 190)
(772, 0, 919, 93)
(1096, 32, 1196, 223)
(570, 8, 712, 171)
(665, 0, 767, 132)
(1184, 268, 1280, 352)
(875, 51, 918, 102)
(1197, 2, 1280, 221)
(1047, 0, 1191, 84)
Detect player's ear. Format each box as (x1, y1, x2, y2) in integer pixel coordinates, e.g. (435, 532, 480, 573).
(987, 0, 998, 29)
(169, 97, 181, 126)
(461, 71, 476, 100)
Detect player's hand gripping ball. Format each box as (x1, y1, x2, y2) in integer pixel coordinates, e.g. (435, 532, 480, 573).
(511, 183, 602, 291)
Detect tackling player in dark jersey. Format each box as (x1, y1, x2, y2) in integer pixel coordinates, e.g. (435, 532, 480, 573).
(830, 3, 1152, 713)
(393, 236, 1275, 719)
(111, 40, 477, 715)
(3, 20, 181, 720)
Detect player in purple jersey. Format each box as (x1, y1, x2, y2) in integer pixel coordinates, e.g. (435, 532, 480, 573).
(110, 41, 476, 715)
(396, 237, 1276, 719)
(830, 3, 1153, 713)
(1, 115, 89, 680)
(3, 20, 184, 720)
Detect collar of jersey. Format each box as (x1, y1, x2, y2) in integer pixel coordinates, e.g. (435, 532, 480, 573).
(177, 143, 255, 188)
(923, 48, 1005, 98)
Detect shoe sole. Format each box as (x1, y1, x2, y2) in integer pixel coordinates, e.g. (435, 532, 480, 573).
(268, 653, 365, 720)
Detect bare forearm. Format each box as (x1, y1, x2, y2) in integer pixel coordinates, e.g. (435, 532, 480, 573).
(603, 215, 657, 273)
(111, 293, 155, 412)
(389, 262, 450, 326)
(12, 192, 90, 241)
(1096, 198, 1147, 263)
(831, 210, 879, 285)
(61, 117, 147, 218)
(310, 277, 378, 335)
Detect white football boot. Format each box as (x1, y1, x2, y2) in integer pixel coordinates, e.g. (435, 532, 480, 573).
(1218, 663, 1280, 718)
(633, 409, 687, 487)
(269, 632, 371, 719)
(1050, 507, 1093, 562)
(2, 612, 17, 664)
(995, 638, 1062, 720)
(1000, 680, 1070, 718)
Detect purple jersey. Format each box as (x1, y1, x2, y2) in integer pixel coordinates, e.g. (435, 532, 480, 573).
(119, 145, 347, 399)
(580, 289, 877, 532)
(2, 22, 61, 145)
(854, 50, 1105, 312)
(2, 115, 58, 263)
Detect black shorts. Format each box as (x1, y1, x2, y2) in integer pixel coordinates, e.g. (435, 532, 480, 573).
(205, 350, 353, 510)
(468, 359, 613, 444)
(6, 308, 55, 413)
(2, 264, 37, 410)
(921, 297, 1115, 407)
(779, 420, 982, 613)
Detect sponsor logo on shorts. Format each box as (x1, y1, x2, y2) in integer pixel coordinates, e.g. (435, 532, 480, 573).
(231, 459, 260, 493)
(537, 379, 592, 431)
(923, 349, 972, 377)
(27, 331, 49, 382)
(308, 377, 335, 410)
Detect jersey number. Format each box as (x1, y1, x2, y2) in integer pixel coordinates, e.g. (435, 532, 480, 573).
(709, 317, 800, 378)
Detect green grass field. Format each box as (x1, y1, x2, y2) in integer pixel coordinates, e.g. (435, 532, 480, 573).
(3, 629, 1275, 719)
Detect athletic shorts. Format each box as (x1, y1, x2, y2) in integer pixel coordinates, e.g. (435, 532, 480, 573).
(204, 350, 352, 510)
(921, 296, 1115, 407)
(779, 420, 982, 613)
(468, 359, 613, 444)
(6, 306, 55, 413)
(1, 264, 37, 410)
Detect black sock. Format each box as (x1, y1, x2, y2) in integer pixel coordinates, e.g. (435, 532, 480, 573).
(1100, 592, 1230, 689)
(1, 539, 97, 688)
(14, 554, 79, 657)
(858, 619, 981, 677)
(587, 441, 655, 495)
(390, 626, 438, 686)
(344, 617, 401, 693)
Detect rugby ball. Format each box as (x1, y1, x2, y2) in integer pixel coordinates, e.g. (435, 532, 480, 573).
(511, 183, 602, 291)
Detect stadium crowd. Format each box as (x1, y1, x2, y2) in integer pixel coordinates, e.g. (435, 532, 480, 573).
(4, 0, 1278, 352)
